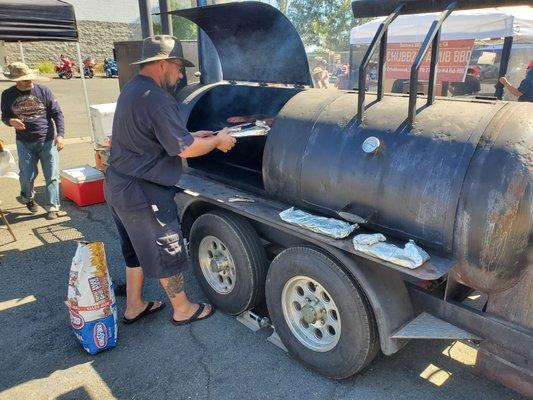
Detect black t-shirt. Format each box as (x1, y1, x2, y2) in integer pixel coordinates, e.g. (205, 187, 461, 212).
(105, 75, 194, 210)
(517, 71, 533, 102)
(451, 75, 481, 96)
(1, 84, 65, 142)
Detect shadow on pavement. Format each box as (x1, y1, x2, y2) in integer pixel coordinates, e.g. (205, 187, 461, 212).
(0, 187, 526, 400)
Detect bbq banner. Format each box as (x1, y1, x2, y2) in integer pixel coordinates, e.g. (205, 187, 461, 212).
(385, 39, 475, 82)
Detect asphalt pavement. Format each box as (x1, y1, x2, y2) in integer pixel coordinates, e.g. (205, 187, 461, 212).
(0, 78, 526, 400)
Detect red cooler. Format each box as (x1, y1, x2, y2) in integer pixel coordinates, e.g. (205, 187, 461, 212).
(60, 165, 106, 206)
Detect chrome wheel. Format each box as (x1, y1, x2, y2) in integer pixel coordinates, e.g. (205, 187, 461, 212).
(198, 235, 236, 294)
(281, 275, 341, 352)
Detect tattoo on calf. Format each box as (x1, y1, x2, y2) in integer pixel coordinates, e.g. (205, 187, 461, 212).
(164, 273, 185, 298)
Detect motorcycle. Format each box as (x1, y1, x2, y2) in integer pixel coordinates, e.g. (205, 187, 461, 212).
(104, 57, 118, 78)
(83, 58, 95, 79)
(55, 57, 75, 79)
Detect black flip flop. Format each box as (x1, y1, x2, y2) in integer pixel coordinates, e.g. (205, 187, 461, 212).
(122, 301, 166, 325)
(172, 303, 216, 326)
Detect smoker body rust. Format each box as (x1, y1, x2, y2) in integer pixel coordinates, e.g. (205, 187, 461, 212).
(179, 82, 532, 295)
(263, 91, 532, 293)
(167, 0, 533, 395)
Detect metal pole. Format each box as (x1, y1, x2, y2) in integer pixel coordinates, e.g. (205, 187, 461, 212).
(348, 45, 355, 90)
(427, 28, 442, 105)
(138, 0, 154, 38)
(407, 1, 456, 129)
(18, 42, 25, 63)
(495, 36, 513, 99)
(357, 4, 403, 122)
(75, 42, 95, 147)
(159, 0, 173, 35)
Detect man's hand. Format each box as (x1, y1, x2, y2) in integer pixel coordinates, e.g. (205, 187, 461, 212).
(192, 130, 215, 138)
(499, 76, 509, 86)
(499, 76, 523, 97)
(55, 136, 64, 151)
(216, 128, 237, 153)
(9, 118, 26, 131)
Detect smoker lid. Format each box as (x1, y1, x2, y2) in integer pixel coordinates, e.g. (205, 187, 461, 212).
(168, 2, 312, 86)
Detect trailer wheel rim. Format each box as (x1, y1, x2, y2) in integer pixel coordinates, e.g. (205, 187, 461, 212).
(281, 276, 341, 352)
(198, 235, 236, 295)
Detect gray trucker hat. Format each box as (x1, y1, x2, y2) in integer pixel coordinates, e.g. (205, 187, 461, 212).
(131, 35, 195, 67)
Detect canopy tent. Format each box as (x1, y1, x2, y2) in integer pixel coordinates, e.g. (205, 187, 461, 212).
(350, 6, 533, 44)
(0, 0, 94, 143)
(0, 0, 78, 42)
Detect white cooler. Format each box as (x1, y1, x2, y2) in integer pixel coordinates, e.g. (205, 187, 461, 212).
(90, 103, 116, 148)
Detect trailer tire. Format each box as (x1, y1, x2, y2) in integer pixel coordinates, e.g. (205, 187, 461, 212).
(265, 246, 379, 379)
(189, 210, 267, 315)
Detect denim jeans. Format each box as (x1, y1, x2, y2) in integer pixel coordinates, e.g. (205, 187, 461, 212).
(16, 139, 60, 211)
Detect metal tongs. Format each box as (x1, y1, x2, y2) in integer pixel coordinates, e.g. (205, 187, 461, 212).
(226, 120, 271, 137)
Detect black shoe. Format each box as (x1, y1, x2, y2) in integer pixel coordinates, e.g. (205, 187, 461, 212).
(46, 211, 58, 220)
(26, 200, 38, 214)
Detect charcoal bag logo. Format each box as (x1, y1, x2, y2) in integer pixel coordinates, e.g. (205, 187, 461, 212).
(93, 322, 108, 349)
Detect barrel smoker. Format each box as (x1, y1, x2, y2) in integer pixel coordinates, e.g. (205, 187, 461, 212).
(161, 0, 532, 395)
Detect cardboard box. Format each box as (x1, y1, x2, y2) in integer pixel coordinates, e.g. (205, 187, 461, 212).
(90, 103, 116, 148)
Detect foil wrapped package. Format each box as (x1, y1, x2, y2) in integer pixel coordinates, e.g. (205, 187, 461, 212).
(228, 120, 271, 138)
(279, 207, 358, 239)
(352, 234, 430, 269)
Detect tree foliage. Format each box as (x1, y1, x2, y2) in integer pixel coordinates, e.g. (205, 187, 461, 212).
(154, 0, 197, 40)
(286, 0, 366, 51)
(276, 0, 289, 14)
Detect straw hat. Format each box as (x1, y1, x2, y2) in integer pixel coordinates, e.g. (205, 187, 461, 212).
(3, 62, 49, 81)
(131, 35, 195, 67)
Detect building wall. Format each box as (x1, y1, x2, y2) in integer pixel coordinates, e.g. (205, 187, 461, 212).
(5, 21, 142, 67)
(65, 0, 141, 23)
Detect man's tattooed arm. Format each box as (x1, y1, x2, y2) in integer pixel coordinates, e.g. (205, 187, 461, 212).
(162, 273, 185, 298)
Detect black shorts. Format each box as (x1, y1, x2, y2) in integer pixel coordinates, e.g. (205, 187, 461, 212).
(109, 204, 188, 279)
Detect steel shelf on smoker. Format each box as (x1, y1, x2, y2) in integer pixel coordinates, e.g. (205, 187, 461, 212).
(176, 172, 455, 281)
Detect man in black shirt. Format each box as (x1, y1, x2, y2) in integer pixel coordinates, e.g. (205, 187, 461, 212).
(106, 36, 236, 326)
(450, 67, 481, 97)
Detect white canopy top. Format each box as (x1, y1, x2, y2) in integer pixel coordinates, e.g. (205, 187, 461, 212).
(350, 6, 533, 44)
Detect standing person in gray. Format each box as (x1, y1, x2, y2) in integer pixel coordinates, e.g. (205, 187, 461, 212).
(105, 35, 236, 325)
